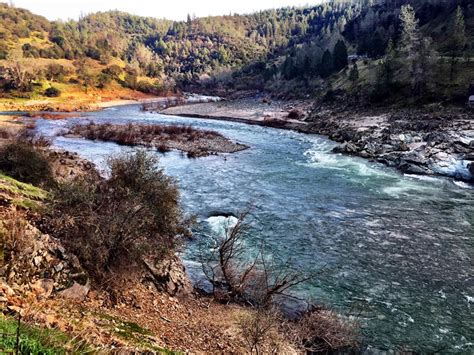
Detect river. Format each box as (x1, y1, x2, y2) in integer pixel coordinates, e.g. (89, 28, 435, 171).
(33, 104, 473, 353)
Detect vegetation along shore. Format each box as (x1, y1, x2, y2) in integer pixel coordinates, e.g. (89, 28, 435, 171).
(0, 0, 473, 353)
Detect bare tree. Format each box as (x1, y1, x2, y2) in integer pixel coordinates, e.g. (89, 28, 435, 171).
(200, 210, 311, 306)
(4, 48, 38, 92)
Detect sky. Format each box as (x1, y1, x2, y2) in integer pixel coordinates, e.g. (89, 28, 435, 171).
(11, 0, 317, 21)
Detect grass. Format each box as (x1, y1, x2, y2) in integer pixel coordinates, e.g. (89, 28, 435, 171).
(0, 314, 91, 354)
(0, 172, 48, 210)
(96, 313, 180, 354)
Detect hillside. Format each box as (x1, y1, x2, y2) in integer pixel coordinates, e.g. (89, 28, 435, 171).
(0, 0, 472, 108)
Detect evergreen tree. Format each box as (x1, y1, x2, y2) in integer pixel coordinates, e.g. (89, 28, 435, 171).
(399, 5, 436, 97)
(399, 5, 420, 59)
(447, 6, 466, 81)
(349, 62, 359, 86)
(320, 50, 333, 78)
(333, 40, 348, 71)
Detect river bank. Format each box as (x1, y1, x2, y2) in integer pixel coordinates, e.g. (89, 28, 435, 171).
(159, 98, 474, 183)
(309, 105, 474, 183)
(0, 133, 359, 353)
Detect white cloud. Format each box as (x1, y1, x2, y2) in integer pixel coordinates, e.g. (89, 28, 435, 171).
(11, 0, 318, 21)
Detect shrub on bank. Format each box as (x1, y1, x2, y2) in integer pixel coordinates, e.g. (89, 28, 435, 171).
(45, 151, 189, 285)
(0, 142, 53, 186)
(44, 86, 61, 97)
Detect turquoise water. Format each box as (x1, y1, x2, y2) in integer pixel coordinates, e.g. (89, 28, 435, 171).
(34, 105, 474, 353)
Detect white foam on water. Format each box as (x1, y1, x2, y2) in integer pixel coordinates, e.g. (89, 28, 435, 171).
(404, 174, 443, 183)
(453, 181, 474, 190)
(206, 215, 238, 236)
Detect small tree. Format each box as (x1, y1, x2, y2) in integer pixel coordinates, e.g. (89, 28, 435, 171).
(4, 48, 38, 92)
(333, 40, 348, 72)
(349, 62, 359, 87)
(200, 210, 310, 307)
(320, 50, 333, 78)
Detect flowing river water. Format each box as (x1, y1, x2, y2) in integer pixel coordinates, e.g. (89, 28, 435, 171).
(31, 104, 473, 353)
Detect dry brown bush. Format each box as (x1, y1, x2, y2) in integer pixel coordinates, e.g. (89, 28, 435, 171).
(71, 122, 221, 148)
(238, 307, 287, 354)
(292, 308, 360, 353)
(43, 151, 190, 289)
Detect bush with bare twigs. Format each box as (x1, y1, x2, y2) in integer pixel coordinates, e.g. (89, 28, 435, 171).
(200, 210, 310, 307)
(71, 123, 221, 147)
(238, 307, 289, 355)
(292, 307, 360, 353)
(43, 151, 190, 287)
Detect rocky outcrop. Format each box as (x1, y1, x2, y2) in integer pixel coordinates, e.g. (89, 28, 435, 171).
(143, 256, 193, 298)
(310, 108, 474, 182)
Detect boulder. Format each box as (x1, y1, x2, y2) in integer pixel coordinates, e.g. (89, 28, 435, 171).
(468, 162, 474, 179)
(59, 281, 90, 302)
(31, 279, 54, 299)
(143, 256, 192, 298)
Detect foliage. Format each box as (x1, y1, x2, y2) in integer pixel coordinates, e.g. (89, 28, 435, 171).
(44, 86, 61, 97)
(0, 314, 86, 354)
(333, 40, 348, 72)
(45, 151, 188, 285)
(0, 141, 53, 186)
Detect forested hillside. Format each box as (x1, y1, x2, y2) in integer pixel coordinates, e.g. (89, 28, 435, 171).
(0, 0, 472, 103)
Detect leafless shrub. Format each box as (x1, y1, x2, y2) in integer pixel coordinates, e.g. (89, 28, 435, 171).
(200, 210, 311, 307)
(292, 307, 360, 353)
(0, 128, 14, 139)
(238, 307, 286, 355)
(0, 212, 33, 283)
(71, 123, 221, 147)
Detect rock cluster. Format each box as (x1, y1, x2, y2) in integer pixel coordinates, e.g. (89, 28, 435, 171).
(143, 256, 193, 299)
(310, 109, 474, 182)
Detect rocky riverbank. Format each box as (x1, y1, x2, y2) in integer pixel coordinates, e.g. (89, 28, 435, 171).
(159, 97, 312, 131)
(308, 106, 474, 182)
(160, 97, 474, 182)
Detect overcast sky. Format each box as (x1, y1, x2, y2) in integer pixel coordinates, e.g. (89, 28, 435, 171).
(11, 0, 317, 21)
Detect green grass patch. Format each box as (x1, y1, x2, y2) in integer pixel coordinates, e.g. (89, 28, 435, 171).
(0, 314, 91, 354)
(0, 172, 48, 210)
(95, 313, 180, 354)
(0, 173, 48, 199)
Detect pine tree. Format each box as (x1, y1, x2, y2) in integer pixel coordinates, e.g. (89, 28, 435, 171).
(399, 5, 420, 59)
(333, 40, 348, 71)
(399, 5, 436, 97)
(448, 6, 466, 81)
(320, 50, 333, 78)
